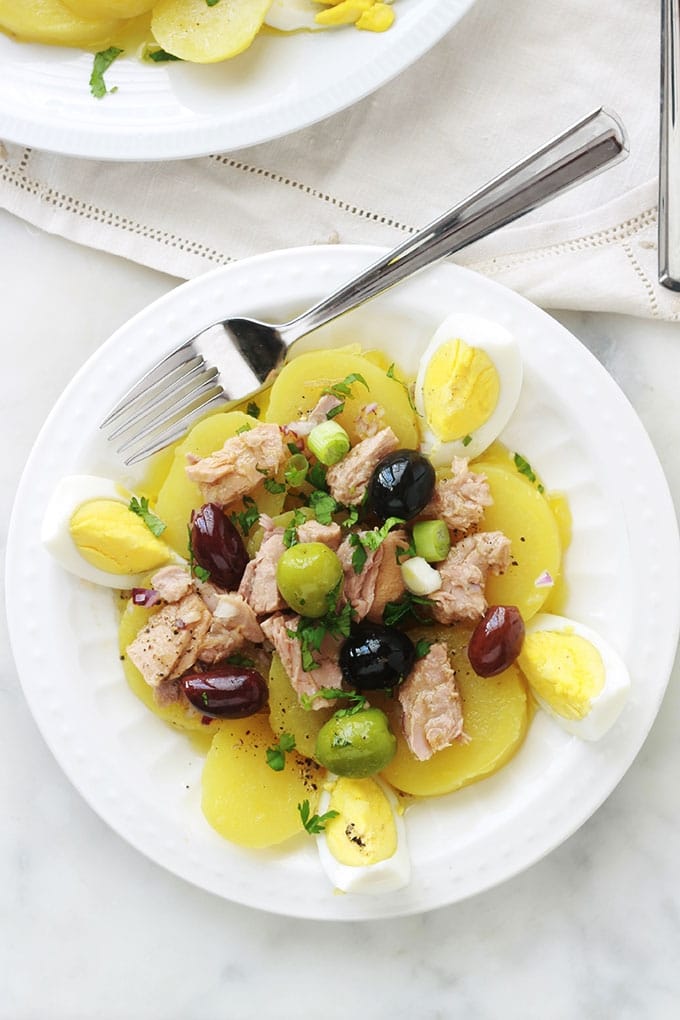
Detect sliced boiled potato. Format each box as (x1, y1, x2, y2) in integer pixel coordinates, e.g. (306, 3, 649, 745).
(379, 624, 529, 797)
(471, 460, 563, 620)
(151, 0, 273, 62)
(268, 652, 333, 758)
(153, 409, 285, 556)
(62, 0, 153, 18)
(0, 0, 121, 46)
(265, 348, 419, 449)
(201, 713, 325, 847)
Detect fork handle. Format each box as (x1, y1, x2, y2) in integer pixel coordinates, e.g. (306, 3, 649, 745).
(278, 108, 627, 344)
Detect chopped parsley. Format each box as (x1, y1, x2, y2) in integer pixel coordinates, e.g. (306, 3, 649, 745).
(301, 688, 368, 717)
(348, 517, 405, 574)
(286, 582, 352, 672)
(414, 638, 434, 660)
(284, 454, 309, 488)
(90, 47, 123, 99)
(307, 462, 328, 491)
(128, 496, 166, 537)
(246, 401, 261, 419)
(186, 526, 210, 582)
(266, 733, 296, 772)
(225, 653, 255, 667)
(309, 489, 338, 526)
(282, 508, 308, 549)
(462, 434, 473, 448)
(230, 496, 260, 535)
(264, 477, 286, 495)
(143, 46, 182, 62)
(342, 505, 360, 529)
(235, 422, 252, 435)
(206, 0, 220, 6)
(297, 799, 339, 835)
(383, 592, 434, 627)
(321, 372, 369, 417)
(386, 362, 418, 414)
(513, 452, 545, 493)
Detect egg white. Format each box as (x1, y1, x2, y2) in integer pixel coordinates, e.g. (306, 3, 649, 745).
(316, 775, 411, 894)
(264, 0, 325, 31)
(415, 312, 523, 466)
(522, 613, 631, 741)
(41, 475, 176, 589)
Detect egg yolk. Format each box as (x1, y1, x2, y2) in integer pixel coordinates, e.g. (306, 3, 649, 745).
(422, 339, 500, 442)
(518, 630, 605, 720)
(324, 778, 397, 867)
(69, 499, 169, 575)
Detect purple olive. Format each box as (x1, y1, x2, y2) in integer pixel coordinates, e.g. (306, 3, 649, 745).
(190, 502, 248, 589)
(468, 605, 525, 677)
(182, 666, 268, 718)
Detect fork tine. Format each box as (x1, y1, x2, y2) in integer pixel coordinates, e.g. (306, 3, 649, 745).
(123, 393, 229, 466)
(106, 362, 217, 441)
(116, 372, 223, 453)
(100, 343, 200, 427)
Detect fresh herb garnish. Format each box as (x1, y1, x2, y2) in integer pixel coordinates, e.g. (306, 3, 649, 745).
(414, 638, 434, 660)
(90, 47, 123, 99)
(383, 592, 434, 627)
(462, 434, 473, 447)
(264, 477, 286, 495)
(348, 517, 405, 574)
(386, 362, 418, 414)
(297, 799, 339, 835)
(235, 422, 252, 435)
(206, 0, 220, 6)
(266, 733, 296, 772)
(246, 401, 261, 419)
(301, 688, 368, 717)
(287, 584, 352, 672)
(284, 454, 309, 488)
(128, 496, 166, 537)
(230, 496, 260, 535)
(325, 403, 344, 420)
(143, 46, 182, 62)
(287, 441, 302, 455)
(514, 452, 545, 493)
(342, 505, 360, 529)
(186, 526, 210, 582)
(323, 373, 369, 401)
(307, 462, 328, 491)
(283, 508, 307, 549)
(225, 653, 255, 667)
(309, 489, 338, 526)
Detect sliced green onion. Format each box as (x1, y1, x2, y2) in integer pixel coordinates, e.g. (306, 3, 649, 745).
(284, 453, 309, 487)
(307, 420, 351, 466)
(412, 520, 451, 562)
(400, 557, 442, 596)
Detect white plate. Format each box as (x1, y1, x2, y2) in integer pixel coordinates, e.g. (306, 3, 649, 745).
(6, 247, 680, 920)
(0, 1, 474, 161)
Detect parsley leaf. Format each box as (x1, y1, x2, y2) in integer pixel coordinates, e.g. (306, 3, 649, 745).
(186, 526, 210, 582)
(264, 477, 286, 495)
(246, 401, 261, 419)
(90, 47, 123, 99)
(225, 653, 255, 667)
(342, 505, 360, 529)
(284, 454, 309, 488)
(348, 518, 405, 574)
(513, 452, 537, 483)
(283, 508, 307, 549)
(287, 586, 352, 672)
(266, 733, 296, 772)
(206, 0, 220, 6)
(414, 638, 433, 660)
(307, 462, 328, 491)
(143, 46, 182, 62)
(383, 592, 434, 627)
(301, 688, 368, 717)
(128, 496, 166, 537)
(297, 799, 339, 835)
(230, 496, 260, 536)
(462, 434, 473, 447)
(323, 373, 369, 401)
(309, 489, 338, 526)
(386, 362, 418, 414)
(235, 422, 252, 435)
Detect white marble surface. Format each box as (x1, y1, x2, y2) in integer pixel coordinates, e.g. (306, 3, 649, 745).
(1, 207, 679, 1019)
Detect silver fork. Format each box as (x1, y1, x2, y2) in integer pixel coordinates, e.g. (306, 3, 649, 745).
(102, 107, 627, 465)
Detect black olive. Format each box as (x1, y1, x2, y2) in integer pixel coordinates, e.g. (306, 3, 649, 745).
(367, 450, 436, 522)
(190, 503, 248, 590)
(340, 621, 416, 691)
(182, 666, 268, 718)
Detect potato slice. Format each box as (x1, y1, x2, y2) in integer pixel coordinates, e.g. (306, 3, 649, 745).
(268, 652, 333, 758)
(0, 0, 121, 46)
(265, 348, 419, 449)
(378, 624, 529, 797)
(62, 0, 153, 18)
(201, 714, 325, 847)
(151, 0, 273, 63)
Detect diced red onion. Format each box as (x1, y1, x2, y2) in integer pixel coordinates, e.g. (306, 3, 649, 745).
(534, 571, 554, 588)
(362, 402, 379, 414)
(131, 587, 161, 607)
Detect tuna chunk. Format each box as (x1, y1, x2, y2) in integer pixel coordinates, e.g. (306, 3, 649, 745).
(238, 528, 286, 615)
(151, 565, 193, 604)
(338, 529, 409, 622)
(296, 519, 342, 550)
(421, 457, 492, 534)
(126, 592, 212, 687)
(283, 394, 343, 438)
(398, 643, 467, 760)
(261, 613, 343, 709)
(197, 592, 264, 665)
(185, 422, 284, 505)
(430, 531, 511, 624)
(326, 426, 400, 505)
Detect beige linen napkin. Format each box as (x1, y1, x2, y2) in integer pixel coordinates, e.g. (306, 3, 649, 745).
(1, 0, 677, 320)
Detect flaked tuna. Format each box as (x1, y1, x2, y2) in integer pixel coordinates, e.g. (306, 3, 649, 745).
(151, 564, 194, 604)
(338, 529, 409, 622)
(326, 426, 400, 505)
(238, 527, 287, 615)
(185, 422, 284, 505)
(261, 612, 343, 709)
(197, 592, 264, 665)
(421, 457, 492, 534)
(283, 394, 343, 438)
(398, 642, 467, 760)
(430, 531, 511, 624)
(126, 591, 212, 688)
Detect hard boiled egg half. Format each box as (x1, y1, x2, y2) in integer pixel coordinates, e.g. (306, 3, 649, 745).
(414, 312, 523, 466)
(316, 775, 410, 894)
(41, 475, 177, 588)
(518, 613, 631, 741)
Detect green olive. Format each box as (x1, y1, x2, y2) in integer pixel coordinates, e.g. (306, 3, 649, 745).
(276, 541, 343, 618)
(315, 708, 397, 778)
